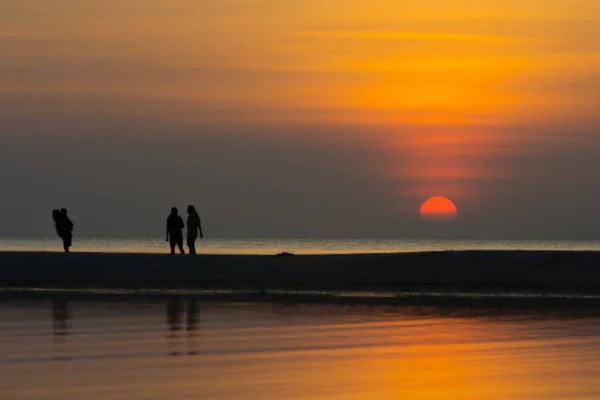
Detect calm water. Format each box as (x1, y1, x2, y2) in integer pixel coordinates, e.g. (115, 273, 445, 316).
(2, 298, 600, 399)
(2, 237, 600, 254)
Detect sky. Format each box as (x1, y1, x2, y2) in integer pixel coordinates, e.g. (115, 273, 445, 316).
(1, 0, 600, 239)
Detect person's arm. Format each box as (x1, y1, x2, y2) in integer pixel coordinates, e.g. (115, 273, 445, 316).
(198, 216, 204, 238)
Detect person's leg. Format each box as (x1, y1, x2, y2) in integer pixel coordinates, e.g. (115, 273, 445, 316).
(187, 236, 196, 255)
(62, 234, 71, 252)
(169, 238, 176, 254)
(177, 235, 185, 254)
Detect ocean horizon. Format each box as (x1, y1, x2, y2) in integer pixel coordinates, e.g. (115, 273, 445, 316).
(2, 237, 600, 255)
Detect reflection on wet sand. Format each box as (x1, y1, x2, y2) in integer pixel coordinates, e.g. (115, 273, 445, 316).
(166, 299, 200, 356)
(186, 301, 200, 355)
(51, 298, 72, 361)
(4, 298, 600, 399)
(52, 299, 71, 337)
(49, 298, 201, 359)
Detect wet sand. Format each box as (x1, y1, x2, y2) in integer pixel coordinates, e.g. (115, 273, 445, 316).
(3, 299, 600, 400)
(1, 250, 600, 294)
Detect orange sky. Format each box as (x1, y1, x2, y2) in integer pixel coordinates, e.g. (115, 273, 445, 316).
(3, 0, 599, 124)
(1, 0, 600, 238)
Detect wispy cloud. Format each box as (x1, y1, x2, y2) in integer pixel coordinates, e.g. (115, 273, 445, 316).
(298, 30, 526, 43)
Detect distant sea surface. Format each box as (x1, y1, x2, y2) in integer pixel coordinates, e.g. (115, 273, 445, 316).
(1, 237, 600, 254)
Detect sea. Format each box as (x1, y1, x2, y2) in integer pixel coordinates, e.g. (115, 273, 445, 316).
(2, 237, 600, 254)
(3, 238, 600, 399)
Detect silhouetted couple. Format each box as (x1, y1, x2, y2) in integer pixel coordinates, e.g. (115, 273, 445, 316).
(166, 205, 203, 255)
(52, 208, 74, 252)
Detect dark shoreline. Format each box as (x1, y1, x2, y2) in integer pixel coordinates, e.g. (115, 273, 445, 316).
(2, 250, 600, 296)
(5, 289, 600, 313)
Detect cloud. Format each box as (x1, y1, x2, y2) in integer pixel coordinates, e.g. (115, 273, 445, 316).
(297, 30, 525, 43)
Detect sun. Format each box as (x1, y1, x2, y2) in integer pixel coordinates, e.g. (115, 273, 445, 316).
(420, 196, 458, 221)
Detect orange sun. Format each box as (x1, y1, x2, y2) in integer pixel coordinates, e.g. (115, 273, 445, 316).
(420, 196, 458, 221)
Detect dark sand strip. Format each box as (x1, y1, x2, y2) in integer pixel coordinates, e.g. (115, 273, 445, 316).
(1, 251, 600, 294)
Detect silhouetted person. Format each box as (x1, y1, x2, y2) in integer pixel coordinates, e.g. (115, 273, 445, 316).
(53, 208, 74, 252)
(166, 207, 185, 254)
(186, 205, 204, 255)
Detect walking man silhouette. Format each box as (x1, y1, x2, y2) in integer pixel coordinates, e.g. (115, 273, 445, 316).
(166, 207, 185, 254)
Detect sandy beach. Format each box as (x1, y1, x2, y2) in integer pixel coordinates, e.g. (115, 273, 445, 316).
(1, 250, 600, 294)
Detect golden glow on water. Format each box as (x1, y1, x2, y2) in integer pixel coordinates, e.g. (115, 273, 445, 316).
(1, 301, 600, 399)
